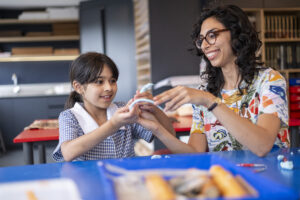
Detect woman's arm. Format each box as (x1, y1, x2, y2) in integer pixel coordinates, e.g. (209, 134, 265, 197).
(61, 106, 140, 161)
(211, 101, 279, 157)
(154, 86, 282, 157)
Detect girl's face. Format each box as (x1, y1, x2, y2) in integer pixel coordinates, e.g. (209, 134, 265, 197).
(199, 17, 236, 68)
(81, 64, 118, 110)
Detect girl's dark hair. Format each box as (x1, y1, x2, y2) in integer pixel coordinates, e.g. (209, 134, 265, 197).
(65, 52, 119, 109)
(191, 5, 264, 96)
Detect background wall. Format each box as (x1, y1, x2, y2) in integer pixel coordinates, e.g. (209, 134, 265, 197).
(80, 0, 137, 102)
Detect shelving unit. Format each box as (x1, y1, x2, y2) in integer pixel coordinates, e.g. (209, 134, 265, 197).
(244, 7, 300, 121)
(0, 17, 80, 62)
(133, 0, 151, 89)
(0, 55, 78, 62)
(244, 8, 300, 70)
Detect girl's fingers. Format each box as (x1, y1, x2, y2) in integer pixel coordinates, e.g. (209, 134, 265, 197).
(126, 98, 134, 107)
(118, 106, 129, 113)
(140, 110, 156, 121)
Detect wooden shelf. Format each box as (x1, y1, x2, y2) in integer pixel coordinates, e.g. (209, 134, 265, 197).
(0, 55, 78, 62)
(0, 35, 79, 43)
(0, 19, 78, 24)
(263, 8, 300, 12)
(265, 38, 300, 43)
(279, 68, 300, 73)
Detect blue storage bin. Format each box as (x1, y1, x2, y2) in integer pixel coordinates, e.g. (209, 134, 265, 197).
(289, 78, 300, 86)
(97, 154, 298, 200)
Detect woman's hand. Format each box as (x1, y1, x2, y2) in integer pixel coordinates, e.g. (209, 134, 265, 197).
(153, 86, 215, 112)
(134, 90, 153, 100)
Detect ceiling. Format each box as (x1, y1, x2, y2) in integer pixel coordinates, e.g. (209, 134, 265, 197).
(0, 0, 88, 8)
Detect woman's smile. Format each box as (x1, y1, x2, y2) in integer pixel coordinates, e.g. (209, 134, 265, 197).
(205, 49, 220, 61)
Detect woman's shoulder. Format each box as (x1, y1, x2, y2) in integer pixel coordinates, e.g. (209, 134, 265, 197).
(256, 67, 286, 84)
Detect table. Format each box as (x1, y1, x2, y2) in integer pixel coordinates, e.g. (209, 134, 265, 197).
(13, 128, 58, 165)
(13, 116, 300, 165)
(12, 117, 192, 165)
(0, 148, 299, 199)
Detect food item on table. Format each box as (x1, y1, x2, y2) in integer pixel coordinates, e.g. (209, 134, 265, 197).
(209, 165, 248, 198)
(26, 190, 38, 200)
(280, 161, 294, 170)
(198, 178, 220, 198)
(169, 169, 207, 197)
(145, 174, 175, 200)
(113, 165, 254, 199)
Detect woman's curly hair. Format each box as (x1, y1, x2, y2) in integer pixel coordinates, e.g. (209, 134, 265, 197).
(191, 5, 264, 96)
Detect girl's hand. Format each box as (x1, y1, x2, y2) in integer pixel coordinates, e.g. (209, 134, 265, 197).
(153, 86, 215, 112)
(138, 103, 158, 114)
(138, 110, 161, 134)
(133, 91, 157, 113)
(110, 104, 140, 128)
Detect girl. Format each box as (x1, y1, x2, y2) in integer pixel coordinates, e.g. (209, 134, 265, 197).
(53, 52, 174, 162)
(138, 5, 289, 157)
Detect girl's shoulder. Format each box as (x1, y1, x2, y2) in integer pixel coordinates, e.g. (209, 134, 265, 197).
(114, 101, 126, 108)
(59, 108, 76, 120)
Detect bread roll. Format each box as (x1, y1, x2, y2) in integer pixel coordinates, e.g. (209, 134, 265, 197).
(209, 165, 248, 198)
(145, 174, 175, 200)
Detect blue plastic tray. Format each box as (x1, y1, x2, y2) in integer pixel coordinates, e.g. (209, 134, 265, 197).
(98, 154, 298, 200)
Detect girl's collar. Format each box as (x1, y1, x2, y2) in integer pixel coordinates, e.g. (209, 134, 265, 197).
(71, 102, 125, 134)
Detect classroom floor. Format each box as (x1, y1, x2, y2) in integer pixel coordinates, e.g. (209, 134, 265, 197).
(0, 144, 56, 167)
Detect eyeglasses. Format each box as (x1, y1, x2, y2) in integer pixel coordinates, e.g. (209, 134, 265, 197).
(195, 29, 229, 49)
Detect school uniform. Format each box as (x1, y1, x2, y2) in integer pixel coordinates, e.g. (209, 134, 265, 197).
(53, 102, 153, 161)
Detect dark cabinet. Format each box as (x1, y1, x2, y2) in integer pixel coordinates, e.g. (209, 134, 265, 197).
(0, 95, 67, 148)
(80, 0, 137, 102)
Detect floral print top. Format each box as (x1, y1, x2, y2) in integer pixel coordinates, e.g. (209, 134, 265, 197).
(191, 68, 289, 152)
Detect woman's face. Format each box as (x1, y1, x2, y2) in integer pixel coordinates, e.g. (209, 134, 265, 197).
(199, 17, 236, 68)
(81, 64, 118, 111)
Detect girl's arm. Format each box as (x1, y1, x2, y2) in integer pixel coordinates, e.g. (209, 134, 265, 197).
(139, 104, 176, 136)
(154, 86, 281, 157)
(138, 111, 207, 153)
(61, 106, 139, 161)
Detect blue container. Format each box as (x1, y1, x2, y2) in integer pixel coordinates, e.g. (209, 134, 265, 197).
(97, 154, 298, 200)
(289, 78, 300, 86)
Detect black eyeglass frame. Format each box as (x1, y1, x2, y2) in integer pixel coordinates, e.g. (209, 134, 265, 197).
(195, 29, 229, 49)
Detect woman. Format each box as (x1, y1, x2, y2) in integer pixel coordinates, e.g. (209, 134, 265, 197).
(138, 5, 289, 157)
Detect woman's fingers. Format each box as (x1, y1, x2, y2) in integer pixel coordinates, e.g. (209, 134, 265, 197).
(153, 86, 182, 105)
(134, 91, 153, 100)
(163, 91, 188, 111)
